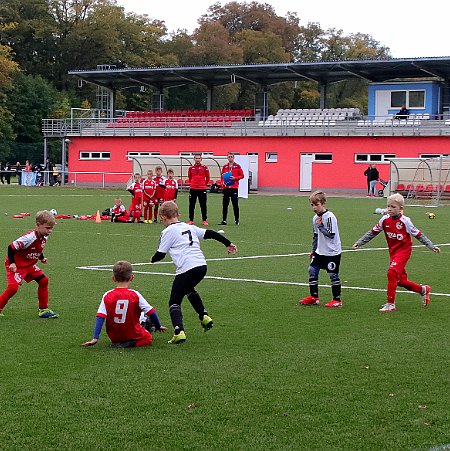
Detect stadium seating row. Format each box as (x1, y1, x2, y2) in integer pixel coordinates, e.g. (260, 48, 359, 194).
(125, 109, 253, 118)
(258, 119, 337, 127)
(108, 120, 235, 128)
(395, 183, 450, 196)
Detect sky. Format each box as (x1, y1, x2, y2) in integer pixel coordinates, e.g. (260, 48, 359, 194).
(117, 0, 449, 59)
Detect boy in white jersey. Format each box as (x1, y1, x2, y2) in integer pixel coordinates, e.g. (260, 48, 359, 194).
(151, 201, 237, 344)
(353, 193, 440, 312)
(298, 191, 343, 308)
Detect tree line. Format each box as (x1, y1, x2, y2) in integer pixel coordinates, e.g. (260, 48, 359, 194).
(0, 0, 390, 163)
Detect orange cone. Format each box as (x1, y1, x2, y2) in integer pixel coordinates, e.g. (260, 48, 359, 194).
(95, 210, 101, 223)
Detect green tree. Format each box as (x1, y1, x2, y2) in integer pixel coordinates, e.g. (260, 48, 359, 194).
(235, 29, 290, 64)
(5, 70, 67, 163)
(0, 43, 18, 159)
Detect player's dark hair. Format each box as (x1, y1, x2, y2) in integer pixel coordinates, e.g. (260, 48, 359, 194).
(159, 201, 178, 219)
(113, 261, 133, 282)
(167, 168, 174, 174)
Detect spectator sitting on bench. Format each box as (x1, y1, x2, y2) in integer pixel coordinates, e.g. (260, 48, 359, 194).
(394, 105, 409, 120)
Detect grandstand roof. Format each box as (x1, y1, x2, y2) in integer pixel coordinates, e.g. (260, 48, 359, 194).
(69, 57, 450, 90)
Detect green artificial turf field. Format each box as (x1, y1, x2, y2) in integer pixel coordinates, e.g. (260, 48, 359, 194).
(0, 186, 449, 450)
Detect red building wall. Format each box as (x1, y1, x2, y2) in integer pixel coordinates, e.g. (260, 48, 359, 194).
(67, 135, 450, 190)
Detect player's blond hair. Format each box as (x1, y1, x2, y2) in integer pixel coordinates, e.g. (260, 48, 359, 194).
(113, 260, 133, 282)
(36, 210, 56, 226)
(159, 201, 179, 219)
(309, 191, 327, 205)
(387, 193, 405, 207)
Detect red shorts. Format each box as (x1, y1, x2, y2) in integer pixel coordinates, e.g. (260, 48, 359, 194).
(143, 197, 154, 208)
(151, 197, 163, 205)
(5, 263, 44, 287)
(388, 254, 409, 278)
(135, 328, 153, 347)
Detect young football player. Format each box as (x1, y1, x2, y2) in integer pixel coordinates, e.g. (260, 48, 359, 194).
(142, 169, 156, 223)
(163, 169, 178, 202)
(82, 261, 166, 348)
(298, 191, 343, 308)
(151, 201, 237, 344)
(152, 166, 166, 223)
(0, 210, 59, 318)
(353, 193, 440, 312)
(127, 172, 143, 223)
(110, 197, 129, 222)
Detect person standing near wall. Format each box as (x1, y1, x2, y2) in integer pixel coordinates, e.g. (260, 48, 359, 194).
(364, 164, 379, 196)
(187, 154, 210, 226)
(218, 153, 244, 225)
(15, 162, 22, 185)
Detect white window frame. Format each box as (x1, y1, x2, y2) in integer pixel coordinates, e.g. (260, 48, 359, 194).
(390, 90, 425, 109)
(127, 152, 160, 159)
(79, 152, 110, 160)
(265, 152, 278, 163)
(354, 154, 396, 163)
(313, 153, 333, 163)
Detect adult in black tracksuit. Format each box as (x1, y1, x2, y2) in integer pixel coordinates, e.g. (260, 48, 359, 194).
(187, 154, 210, 225)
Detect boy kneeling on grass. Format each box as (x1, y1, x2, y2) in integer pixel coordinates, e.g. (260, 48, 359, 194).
(82, 261, 166, 348)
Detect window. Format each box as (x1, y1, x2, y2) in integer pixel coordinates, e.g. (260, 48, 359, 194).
(265, 152, 278, 162)
(409, 90, 425, 108)
(390, 90, 425, 109)
(178, 152, 213, 156)
(355, 154, 396, 163)
(420, 153, 450, 159)
(127, 152, 160, 158)
(314, 154, 332, 162)
(391, 91, 406, 108)
(79, 152, 110, 160)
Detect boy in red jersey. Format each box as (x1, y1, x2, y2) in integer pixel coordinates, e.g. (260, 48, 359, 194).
(353, 193, 440, 312)
(110, 197, 129, 223)
(187, 154, 210, 225)
(152, 166, 166, 223)
(163, 169, 178, 202)
(82, 261, 166, 348)
(0, 210, 59, 318)
(127, 173, 144, 223)
(142, 169, 156, 223)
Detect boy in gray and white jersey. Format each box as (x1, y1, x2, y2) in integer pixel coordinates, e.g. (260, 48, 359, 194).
(298, 191, 343, 308)
(151, 201, 237, 344)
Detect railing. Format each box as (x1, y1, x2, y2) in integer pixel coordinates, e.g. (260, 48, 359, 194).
(42, 114, 450, 138)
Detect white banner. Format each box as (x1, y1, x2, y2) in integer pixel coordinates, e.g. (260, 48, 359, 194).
(235, 155, 249, 199)
(21, 172, 37, 186)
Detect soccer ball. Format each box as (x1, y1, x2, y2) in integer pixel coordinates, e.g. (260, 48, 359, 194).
(50, 209, 57, 216)
(427, 212, 435, 220)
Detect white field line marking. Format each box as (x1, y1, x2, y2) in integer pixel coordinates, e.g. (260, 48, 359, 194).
(78, 241, 450, 298)
(77, 266, 450, 297)
(77, 242, 450, 268)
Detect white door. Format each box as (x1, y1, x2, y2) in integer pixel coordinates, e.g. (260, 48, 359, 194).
(300, 154, 314, 191)
(375, 90, 391, 118)
(247, 154, 258, 189)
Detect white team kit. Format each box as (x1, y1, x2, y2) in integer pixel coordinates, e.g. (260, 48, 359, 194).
(157, 222, 207, 274)
(313, 210, 341, 256)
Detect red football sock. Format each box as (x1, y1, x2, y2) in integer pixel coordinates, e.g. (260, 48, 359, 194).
(387, 269, 398, 303)
(0, 285, 19, 310)
(37, 276, 49, 309)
